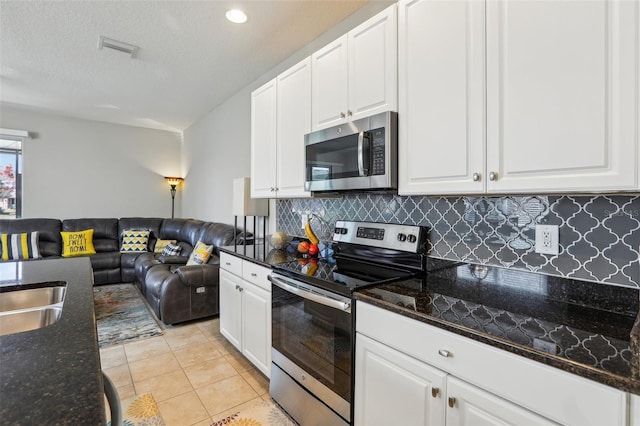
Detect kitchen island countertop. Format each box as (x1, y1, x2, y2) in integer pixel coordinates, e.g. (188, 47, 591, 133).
(0, 257, 104, 424)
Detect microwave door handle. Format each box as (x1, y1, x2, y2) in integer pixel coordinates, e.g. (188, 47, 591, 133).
(269, 275, 352, 312)
(357, 131, 366, 177)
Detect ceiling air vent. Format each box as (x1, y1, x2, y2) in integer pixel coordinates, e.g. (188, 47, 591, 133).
(98, 36, 139, 58)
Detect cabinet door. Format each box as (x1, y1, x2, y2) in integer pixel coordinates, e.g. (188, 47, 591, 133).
(251, 79, 277, 198)
(240, 281, 271, 378)
(354, 333, 446, 426)
(276, 57, 312, 198)
(446, 377, 557, 426)
(348, 4, 398, 122)
(486, 0, 638, 193)
(311, 34, 349, 131)
(398, 0, 485, 195)
(219, 269, 242, 350)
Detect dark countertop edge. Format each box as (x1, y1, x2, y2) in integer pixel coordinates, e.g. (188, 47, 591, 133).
(219, 246, 273, 268)
(0, 258, 104, 424)
(355, 292, 640, 396)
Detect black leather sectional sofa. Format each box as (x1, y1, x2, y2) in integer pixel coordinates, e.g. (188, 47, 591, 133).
(0, 217, 244, 324)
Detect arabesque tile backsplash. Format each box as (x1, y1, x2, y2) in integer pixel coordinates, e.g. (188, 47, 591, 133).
(275, 194, 640, 289)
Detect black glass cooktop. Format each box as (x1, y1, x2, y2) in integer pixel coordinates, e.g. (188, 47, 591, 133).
(271, 256, 417, 297)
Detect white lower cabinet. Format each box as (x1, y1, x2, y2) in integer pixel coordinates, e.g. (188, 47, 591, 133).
(355, 333, 446, 425)
(355, 301, 629, 426)
(219, 253, 271, 377)
(445, 377, 556, 426)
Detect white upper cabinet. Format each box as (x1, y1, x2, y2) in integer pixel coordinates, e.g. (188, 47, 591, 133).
(486, 0, 638, 193)
(251, 79, 278, 198)
(399, 0, 639, 195)
(311, 34, 349, 130)
(251, 58, 311, 199)
(276, 57, 312, 198)
(312, 5, 398, 131)
(398, 0, 486, 195)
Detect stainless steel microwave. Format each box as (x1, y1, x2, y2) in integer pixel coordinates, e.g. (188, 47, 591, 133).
(304, 111, 397, 192)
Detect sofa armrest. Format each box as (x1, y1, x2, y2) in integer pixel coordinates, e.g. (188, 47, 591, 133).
(158, 255, 189, 264)
(175, 264, 219, 287)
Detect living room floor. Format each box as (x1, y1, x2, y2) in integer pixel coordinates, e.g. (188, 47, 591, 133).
(100, 317, 278, 426)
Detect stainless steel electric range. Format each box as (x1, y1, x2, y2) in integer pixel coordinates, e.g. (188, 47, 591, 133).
(268, 220, 428, 425)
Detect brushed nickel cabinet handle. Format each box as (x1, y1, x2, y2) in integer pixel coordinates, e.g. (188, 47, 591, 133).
(489, 171, 498, 181)
(225, 262, 231, 266)
(472, 172, 481, 182)
(448, 397, 457, 408)
(340, 112, 346, 118)
(438, 349, 451, 358)
(251, 273, 257, 277)
(431, 387, 440, 398)
(347, 110, 353, 116)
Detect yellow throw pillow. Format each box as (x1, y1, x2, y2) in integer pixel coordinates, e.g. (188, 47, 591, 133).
(154, 239, 177, 254)
(1, 232, 41, 260)
(120, 229, 150, 253)
(186, 241, 213, 265)
(61, 229, 96, 258)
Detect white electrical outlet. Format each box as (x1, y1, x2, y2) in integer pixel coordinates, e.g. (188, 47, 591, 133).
(535, 224, 559, 255)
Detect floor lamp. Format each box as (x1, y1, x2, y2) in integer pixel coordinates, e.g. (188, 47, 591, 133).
(164, 177, 184, 218)
(232, 177, 268, 253)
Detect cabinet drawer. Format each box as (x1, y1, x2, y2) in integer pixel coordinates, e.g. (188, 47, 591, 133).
(220, 252, 242, 276)
(242, 261, 271, 292)
(356, 301, 627, 426)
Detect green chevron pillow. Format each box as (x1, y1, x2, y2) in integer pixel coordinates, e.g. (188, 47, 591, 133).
(120, 229, 150, 253)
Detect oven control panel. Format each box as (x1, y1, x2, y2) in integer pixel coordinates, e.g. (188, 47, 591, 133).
(333, 220, 425, 253)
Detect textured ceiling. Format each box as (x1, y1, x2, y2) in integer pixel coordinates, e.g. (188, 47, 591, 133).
(0, 0, 369, 132)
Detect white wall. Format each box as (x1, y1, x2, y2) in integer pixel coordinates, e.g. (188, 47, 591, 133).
(0, 106, 182, 219)
(182, 1, 394, 229)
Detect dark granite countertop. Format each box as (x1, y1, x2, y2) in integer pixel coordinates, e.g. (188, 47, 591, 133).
(356, 261, 640, 396)
(0, 258, 104, 425)
(220, 242, 298, 267)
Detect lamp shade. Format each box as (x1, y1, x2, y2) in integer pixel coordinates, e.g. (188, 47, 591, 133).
(164, 176, 184, 186)
(233, 177, 268, 216)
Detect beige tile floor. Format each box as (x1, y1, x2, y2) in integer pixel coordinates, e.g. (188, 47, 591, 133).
(100, 317, 278, 426)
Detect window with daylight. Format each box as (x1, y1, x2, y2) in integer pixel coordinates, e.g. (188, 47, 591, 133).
(0, 129, 27, 219)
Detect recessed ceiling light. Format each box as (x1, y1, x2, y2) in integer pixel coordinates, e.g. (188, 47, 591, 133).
(226, 9, 247, 24)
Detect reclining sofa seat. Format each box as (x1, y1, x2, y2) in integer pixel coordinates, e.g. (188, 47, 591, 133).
(142, 221, 238, 325)
(118, 217, 163, 283)
(0, 218, 62, 259)
(62, 218, 120, 285)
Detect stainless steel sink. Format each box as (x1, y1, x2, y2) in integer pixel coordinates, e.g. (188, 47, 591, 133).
(0, 307, 63, 336)
(0, 282, 66, 336)
(0, 284, 66, 312)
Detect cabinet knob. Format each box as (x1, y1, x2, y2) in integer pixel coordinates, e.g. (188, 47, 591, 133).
(235, 285, 239, 290)
(251, 273, 257, 277)
(489, 171, 498, 181)
(431, 387, 440, 398)
(239, 287, 243, 292)
(448, 397, 457, 408)
(438, 349, 451, 358)
(340, 112, 346, 118)
(347, 110, 353, 116)
(270, 187, 275, 192)
(472, 172, 481, 182)
(225, 262, 231, 266)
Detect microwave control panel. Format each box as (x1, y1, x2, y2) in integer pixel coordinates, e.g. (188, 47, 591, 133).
(370, 128, 386, 175)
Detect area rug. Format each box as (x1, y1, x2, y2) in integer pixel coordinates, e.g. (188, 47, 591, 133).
(211, 400, 296, 426)
(94, 283, 163, 348)
(107, 393, 165, 426)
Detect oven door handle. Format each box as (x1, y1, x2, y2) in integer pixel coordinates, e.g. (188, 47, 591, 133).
(269, 275, 352, 312)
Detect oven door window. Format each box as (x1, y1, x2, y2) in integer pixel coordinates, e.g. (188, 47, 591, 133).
(306, 133, 369, 181)
(272, 285, 352, 403)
